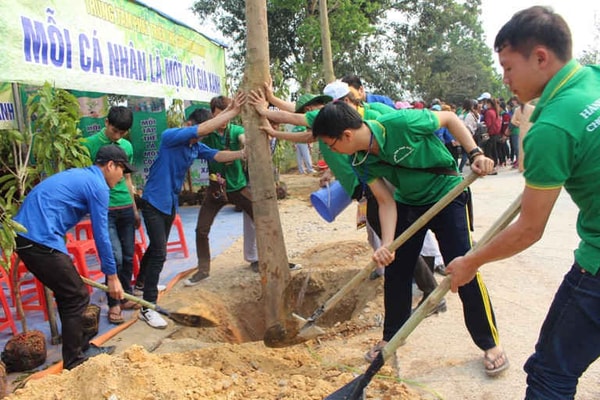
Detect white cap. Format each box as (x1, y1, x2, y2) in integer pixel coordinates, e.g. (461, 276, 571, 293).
(323, 81, 350, 101)
(477, 92, 491, 101)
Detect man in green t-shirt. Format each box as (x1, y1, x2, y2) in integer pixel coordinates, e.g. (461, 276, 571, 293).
(252, 82, 447, 317)
(83, 106, 140, 325)
(184, 96, 300, 286)
(447, 6, 600, 398)
(311, 100, 510, 376)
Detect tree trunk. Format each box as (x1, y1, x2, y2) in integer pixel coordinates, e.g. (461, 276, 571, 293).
(241, 0, 294, 342)
(319, 0, 336, 83)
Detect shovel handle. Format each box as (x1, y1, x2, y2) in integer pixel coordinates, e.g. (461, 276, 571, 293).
(381, 192, 523, 361)
(80, 276, 167, 315)
(308, 171, 479, 322)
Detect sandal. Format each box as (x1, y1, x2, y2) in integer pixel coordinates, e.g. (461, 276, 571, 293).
(108, 309, 125, 325)
(364, 340, 387, 363)
(484, 350, 510, 377)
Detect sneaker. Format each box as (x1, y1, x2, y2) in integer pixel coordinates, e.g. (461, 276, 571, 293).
(251, 262, 302, 272)
(289, 263, 302, 271)
(183, 271, 210, 286)
(413, 297, 448, 317)
(133, 283, 166, 296)
(434, 264, 448, 276)
(138, 308, 168, 329)
(83, 344, 116, 358)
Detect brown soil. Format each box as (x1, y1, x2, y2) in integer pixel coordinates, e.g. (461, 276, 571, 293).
(5, 170, 600, 399)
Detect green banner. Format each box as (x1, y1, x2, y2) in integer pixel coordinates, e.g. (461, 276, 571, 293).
(127, 96, 167, 190)
(0, 0, 226, 101)
(70, 90, 109, 137)
(0, 82, 17, 130)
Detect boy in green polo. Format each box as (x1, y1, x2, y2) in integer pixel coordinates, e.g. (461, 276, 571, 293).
(447, 6, 600, 398)
(83, 106, 140, 325)
(311, 100, 509, 375)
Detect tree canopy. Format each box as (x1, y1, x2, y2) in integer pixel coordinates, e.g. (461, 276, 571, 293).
(192, 0, 502, 103)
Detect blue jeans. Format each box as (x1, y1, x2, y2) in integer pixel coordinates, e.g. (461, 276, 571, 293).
(139, 203, 174, 304)
(107, 206, 135, 307)
(295, 143, 314, 174)
(524, 263, 600, 399)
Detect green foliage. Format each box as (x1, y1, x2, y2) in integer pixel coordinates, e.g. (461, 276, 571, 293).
(0, 82, 89, 271)
(27, 83, 91, 177)
(192, 0, 389, 91)
(167, 99, 185, 128)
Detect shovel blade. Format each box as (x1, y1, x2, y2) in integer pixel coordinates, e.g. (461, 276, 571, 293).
(324, 374, 367, 400)
(264, 314, 325, 348)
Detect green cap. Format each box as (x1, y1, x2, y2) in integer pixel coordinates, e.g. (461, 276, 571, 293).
(295, 93, 333, 113)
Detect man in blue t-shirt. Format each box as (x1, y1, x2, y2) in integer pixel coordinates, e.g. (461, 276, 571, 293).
(14, 145, 134, 370)
(136, 93, 246, 329)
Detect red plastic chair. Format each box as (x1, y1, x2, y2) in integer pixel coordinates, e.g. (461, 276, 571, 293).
(132, 225, 147, 283)
(66, 233, 104, 293)
(8, 254, 49, 321)
(0, 268, 19, 335)
(167, 214, 189, 258)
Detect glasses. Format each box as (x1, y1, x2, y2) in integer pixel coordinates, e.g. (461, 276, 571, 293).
(329, 136, 340, 149)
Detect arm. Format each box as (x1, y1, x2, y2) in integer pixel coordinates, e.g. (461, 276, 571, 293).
(249, 89, 308, 126)
(88, 190, 124, 300)
(196, 92, 246, 137)
(124, 174, 141, 229)
(259, 124, 315, 143)
(263, 79, 295, 112)
(447, 185, 561, 292)
(368, 177, 397, 268)
(214, 149, 246, 163)
(437, 111, 494, 174)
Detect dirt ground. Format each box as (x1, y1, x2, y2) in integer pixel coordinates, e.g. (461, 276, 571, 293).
(5, 169, 600, 399)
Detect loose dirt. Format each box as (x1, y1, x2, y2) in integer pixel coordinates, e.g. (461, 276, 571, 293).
(5, 170, 600, 399)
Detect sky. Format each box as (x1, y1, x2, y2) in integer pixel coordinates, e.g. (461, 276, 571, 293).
(142, 0, 598, 62)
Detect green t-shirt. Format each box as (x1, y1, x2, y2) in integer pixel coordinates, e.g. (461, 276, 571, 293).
(304, 109, 359, 197)
(363, 102, 396, 115)
(524, 60, 600, 274)
(82, 128, 134, 207)
(201, 123, 247, 192)
(353, 110, 462, 205)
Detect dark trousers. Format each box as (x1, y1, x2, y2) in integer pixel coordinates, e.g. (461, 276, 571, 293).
(139, 203, 174, 303)
(382, 193, 499, 350)
(195, 187, 253, 275)
(509, 134, 519, 162)
(106, 206, 135, 307)
(366, 195, 437, 295)
(15, 236, 92, 370)
(484, 135, 502, 166)
(524, 264, 600, 399)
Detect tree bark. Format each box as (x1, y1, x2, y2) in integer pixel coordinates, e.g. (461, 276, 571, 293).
(319, 0, 336, 83)
(242, 0, 294, 342)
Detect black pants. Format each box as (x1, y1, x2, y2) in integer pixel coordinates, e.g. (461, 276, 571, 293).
(15, 236, 93, 370)
(195, 186, 253, 275)
(365, 194, 438, 295)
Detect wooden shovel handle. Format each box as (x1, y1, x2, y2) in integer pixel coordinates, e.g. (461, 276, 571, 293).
(80, 276, 165, 314)
(309, 171, 479, 322)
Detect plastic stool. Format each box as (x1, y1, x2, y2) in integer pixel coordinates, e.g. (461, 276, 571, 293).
(0, 269, 19, 335)
(8, 254, 49, 321)
(66, 234, 104, 293)
(167, 214, 189, 258)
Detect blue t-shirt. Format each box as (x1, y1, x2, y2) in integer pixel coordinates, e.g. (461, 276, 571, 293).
(142, 125, 218, 215)
(13, 166, 117, 275)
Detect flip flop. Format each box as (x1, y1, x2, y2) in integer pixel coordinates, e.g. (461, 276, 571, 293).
(484, 350, 510, 377)
(108, 310, 125, 325)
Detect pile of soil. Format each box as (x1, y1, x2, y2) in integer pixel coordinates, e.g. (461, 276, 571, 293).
(6, 171, 600, 399)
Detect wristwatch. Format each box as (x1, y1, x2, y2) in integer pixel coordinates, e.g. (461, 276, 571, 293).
(467, 146, 484, 163)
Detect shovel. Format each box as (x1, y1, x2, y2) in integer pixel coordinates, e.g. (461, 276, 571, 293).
(81, 277, 219, 328)
(264, 172, 479, 348)
(325, 192, 523, 400)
